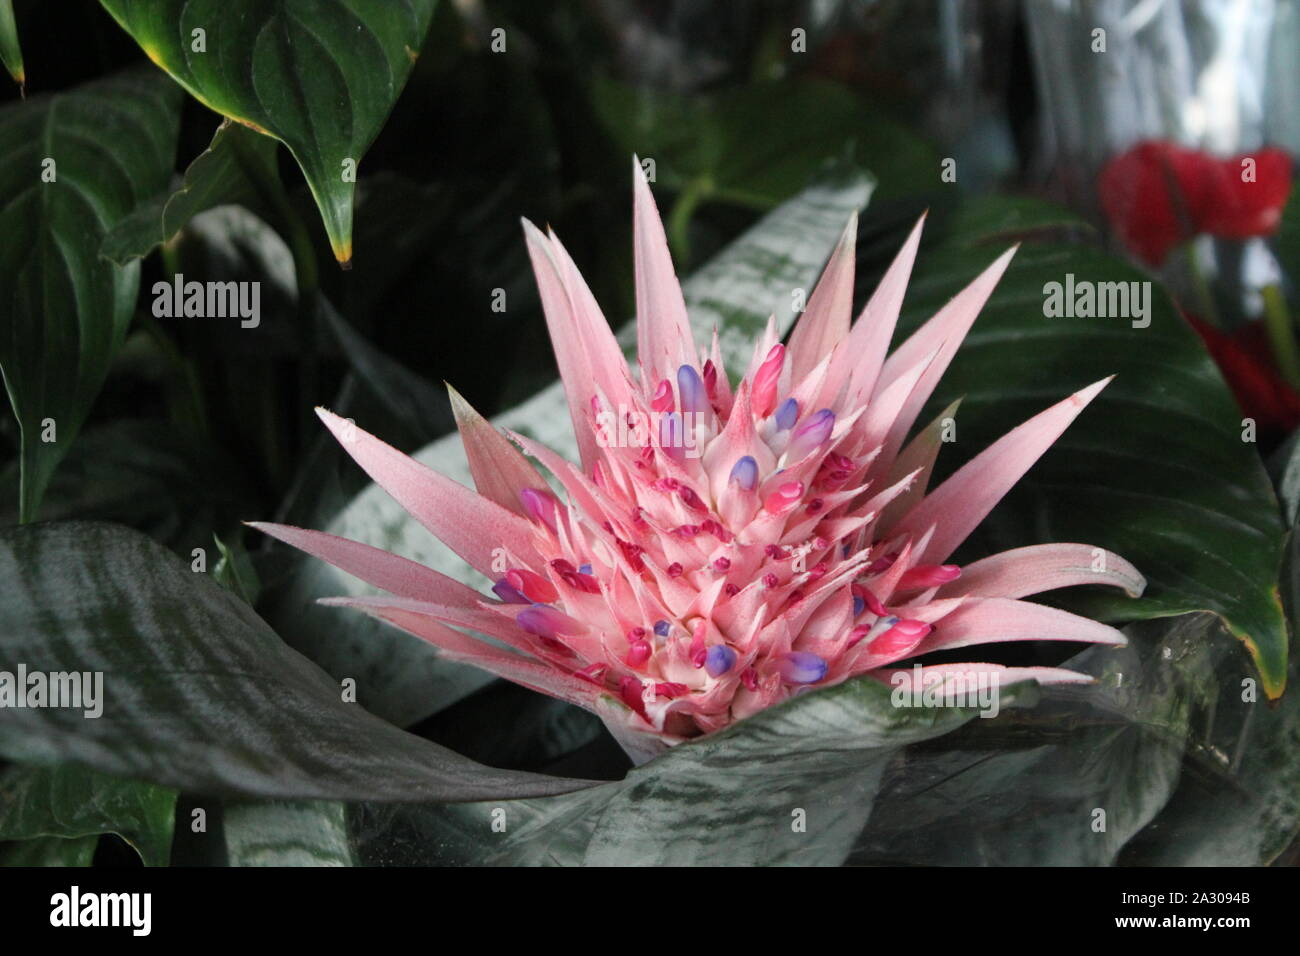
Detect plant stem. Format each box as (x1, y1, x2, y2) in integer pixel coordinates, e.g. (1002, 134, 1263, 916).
(1184, 243, 1221, 328)
(668, 176, 711, 265)
(1262, 283, 1300, 390)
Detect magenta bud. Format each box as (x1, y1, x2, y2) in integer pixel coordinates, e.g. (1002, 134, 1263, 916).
(625, 639, 652, 667)
(516, 605, 584, 638)
(651, 379, 674, 412)
(519, 487, 559, 532)
(763, 481, 804, 515)
(897, 564, 962, 590)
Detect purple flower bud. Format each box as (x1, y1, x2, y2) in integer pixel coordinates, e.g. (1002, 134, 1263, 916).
(517, 605, 583, 638)
(492, 579, 529, 604)
(729, 455, 758, 491)
(779, 651, 828, 684)
(705, 645, 738, 677)
(676, 364, 708, 416)
(774, 397, 799, 431)
(785, 408, 835, 462)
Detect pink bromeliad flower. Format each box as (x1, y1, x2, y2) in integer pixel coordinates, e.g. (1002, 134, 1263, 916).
(253, 165, 1145, 762)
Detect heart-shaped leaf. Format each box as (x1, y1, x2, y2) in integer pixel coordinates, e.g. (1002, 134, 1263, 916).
(101, 119, 279, 265)
(100, 0, 439, 265)
(0, 68, 182, 522)
(0, 763, 177, 867)
(266, 166, 876, 728)
(0, 521, 596, 802)
(891, 195, 1289, 696)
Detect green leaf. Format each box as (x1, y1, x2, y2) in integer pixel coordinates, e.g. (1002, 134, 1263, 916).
(0, 68, 182, 522)
(852, 617, 1210, 865)
(266, 167, 875, 728)
(0, 520, 597, 802)
(593, 76, 934, 212)
(100, 0, 439, 266)
(354, 675, 1038, 865)
(317, 294, 453, 445)
(101, 119, 279, 265)
(212, 532, 261, 606)
(895, 195, 1289, 697)
(1122, 446, 1300, 864)
(0, 0, 22, 87)
(1, 835, 99, 866)
(223, 799, 353, 866)
(0, 763, 177, 867)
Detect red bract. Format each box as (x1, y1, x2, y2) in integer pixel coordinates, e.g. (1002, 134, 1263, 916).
(1099, 140, 1292, 266)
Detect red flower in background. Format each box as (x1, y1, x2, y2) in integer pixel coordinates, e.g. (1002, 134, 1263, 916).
(1186, 314, 1300, 439)
(1099, 141, 1292, 266)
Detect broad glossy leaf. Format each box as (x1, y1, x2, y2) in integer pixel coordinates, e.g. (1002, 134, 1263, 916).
(0, 0, 21, 86)
(0, 69, 181, 522)
(0, 521, 596, 802)
(851, 617, 1210, 865)
(894, 195, 1289, 696)
(353, 675, 1037, 866)
(102, 120, 279, 265)
(0, 763, 176, 867)
(100, 0, 439, 265)
(1121, 448, 1300, 864)
(266, 167, 875, 728)
(224, 799, 353, 866)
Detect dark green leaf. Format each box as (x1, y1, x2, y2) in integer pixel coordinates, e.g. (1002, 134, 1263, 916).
(0, 69, 182, 522)
(212, 532, 261, 606)
(317, 294, 453, 445)
(0, 0, 22, 87)
(101, 119, 279, 265)
(0, 763, 176, 866)
(1, 834, 98, 866)
(0, 521, 596, 802)
(353, 675, 1037, 865)
(100, 0, 439, 265)
(593, 76, 933, 211)
(852, 617, 1211, 865)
